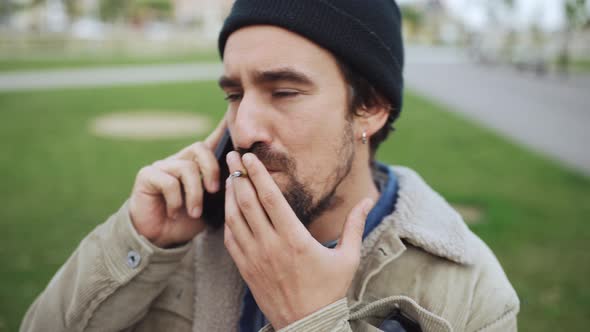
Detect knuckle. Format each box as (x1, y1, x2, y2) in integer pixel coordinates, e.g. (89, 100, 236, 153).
(260, 237, 277, 253)
(137, 166, 152, 179)
(163, 177, 179, 191)
(152, 159, 165, 168)
(259, 190, 276, 207)
(169, 199, 183, 210)
(193, 141, 207, 154)
(194, 141, 205, 148)
(187, 161, 200, 173)
(241, 265, 255, 280)
(237, 196, 253, 211)
(288, 237, 306, 255)
(223, 233, 233, 248)
(258, 250, 272, 265)
(180, 161, 199, 177)
(225, 214, 237, 228)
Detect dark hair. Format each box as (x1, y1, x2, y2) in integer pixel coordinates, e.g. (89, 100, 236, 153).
(337, 60, 400, 160)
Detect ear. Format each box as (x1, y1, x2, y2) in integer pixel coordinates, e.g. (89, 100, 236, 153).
(354, 101, 390, 140)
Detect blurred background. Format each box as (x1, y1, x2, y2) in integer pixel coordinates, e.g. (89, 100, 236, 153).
(0, 0, 589, 331)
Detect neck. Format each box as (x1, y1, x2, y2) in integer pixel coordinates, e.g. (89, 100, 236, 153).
(307, 156, 380, 244)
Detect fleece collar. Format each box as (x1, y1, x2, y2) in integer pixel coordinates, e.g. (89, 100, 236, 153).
(363, 166, 476, 265)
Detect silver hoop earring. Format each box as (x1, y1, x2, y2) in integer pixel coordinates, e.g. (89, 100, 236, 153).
(362, 131, 368, 145)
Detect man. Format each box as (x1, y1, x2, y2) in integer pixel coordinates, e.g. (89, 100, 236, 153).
(21, 1, 519, 331)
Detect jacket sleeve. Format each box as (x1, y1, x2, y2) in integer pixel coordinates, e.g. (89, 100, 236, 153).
(464, 249, 520, 332)
(20, 201, 192, 332)
(476, 311, 518, 332)
(258, 298, 353, 332)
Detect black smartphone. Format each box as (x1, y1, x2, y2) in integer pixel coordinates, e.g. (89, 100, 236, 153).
(201, 129, 233, 228)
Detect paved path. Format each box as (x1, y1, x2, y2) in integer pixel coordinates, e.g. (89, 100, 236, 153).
(1, 47, 588, 176)
(0, 63, 222, 91)
(405, 46, 590, 177)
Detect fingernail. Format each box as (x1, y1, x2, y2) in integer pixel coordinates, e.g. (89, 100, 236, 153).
(242, 153, 253, 166)
(192, 207, 202, 218)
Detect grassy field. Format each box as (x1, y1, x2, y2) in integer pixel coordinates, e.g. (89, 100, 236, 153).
(0, 81, 588, 331)
(571, 58, 590, 73)
(0, 52, 219, 72)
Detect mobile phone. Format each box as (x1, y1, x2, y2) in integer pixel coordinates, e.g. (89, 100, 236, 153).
(201, 129, 233, 228)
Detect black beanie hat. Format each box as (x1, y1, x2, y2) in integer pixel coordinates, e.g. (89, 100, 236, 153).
(218, 0, 405, 120)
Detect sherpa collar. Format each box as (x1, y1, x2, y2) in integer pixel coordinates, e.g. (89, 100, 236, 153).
(364, 166, 476, 265)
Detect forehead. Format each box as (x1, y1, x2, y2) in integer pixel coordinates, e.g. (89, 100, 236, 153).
(222, 25, 341, 81)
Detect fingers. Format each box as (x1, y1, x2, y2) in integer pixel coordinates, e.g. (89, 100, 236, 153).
(166, 117, 228, 193)
(241, 152, 307, 236)
(223, 223, 246, 270)
(171, 142, 221, 193)
(204, 116, 228, 150)
(152, 160, 204, 218)
(226, 152, 275, 238)
(139, 166, 184, 219)
(190, 142, 221, 193)
(337, 198, 374, 256)
(225, 173, 254, 250)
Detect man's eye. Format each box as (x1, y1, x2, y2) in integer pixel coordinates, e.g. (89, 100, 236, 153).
(273, 90, 299, 98)
(224, 93, 242, 102)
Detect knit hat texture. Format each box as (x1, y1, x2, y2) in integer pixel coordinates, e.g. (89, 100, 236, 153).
(218, 0, 405, 118)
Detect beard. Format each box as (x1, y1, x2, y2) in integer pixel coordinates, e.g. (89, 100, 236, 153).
(237, 120, 355, 227)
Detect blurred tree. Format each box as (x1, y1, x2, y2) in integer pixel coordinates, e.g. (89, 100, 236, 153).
(133, 0, 171, 13)
(400, 5, 423, 39)
(559, 0, 589, 73)
(99, 0, 171, 23)
(28, 0, 80, 19)
(63, 0, 82, 19)
(130, 0, 172, 21)
(99, 0, 131, 22)
(0, 0, 13, 24)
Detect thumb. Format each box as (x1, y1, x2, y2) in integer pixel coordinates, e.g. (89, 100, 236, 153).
(337, 198, 374, 255)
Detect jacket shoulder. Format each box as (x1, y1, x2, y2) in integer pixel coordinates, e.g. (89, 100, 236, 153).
(360, 234, 519, 331)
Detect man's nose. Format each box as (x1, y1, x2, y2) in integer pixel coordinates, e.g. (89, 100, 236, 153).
(230, 93, 272, 151)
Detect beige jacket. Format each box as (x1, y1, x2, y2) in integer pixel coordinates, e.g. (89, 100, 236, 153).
(21, 166, 519, 332)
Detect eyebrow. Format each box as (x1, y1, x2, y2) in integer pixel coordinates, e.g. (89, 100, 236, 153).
(218, 76, 241, 89)
(253, 68, 314, 86)
(218, 68, 315, 90)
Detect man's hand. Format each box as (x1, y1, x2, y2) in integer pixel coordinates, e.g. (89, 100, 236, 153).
(128, 118, 227, 248)
(223, 151, 374, 329)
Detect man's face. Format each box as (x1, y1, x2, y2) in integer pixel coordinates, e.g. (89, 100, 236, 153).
(221, 25, 358, 225)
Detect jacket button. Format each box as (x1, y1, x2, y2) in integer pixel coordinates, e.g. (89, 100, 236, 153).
(127, 250, 141, 269)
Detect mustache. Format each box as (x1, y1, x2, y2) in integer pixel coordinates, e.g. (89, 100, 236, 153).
(236, 142, 294, 172)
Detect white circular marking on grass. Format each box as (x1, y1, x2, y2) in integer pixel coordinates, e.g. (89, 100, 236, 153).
(451, 204, 484, 225)
(90, 111, 212, 140)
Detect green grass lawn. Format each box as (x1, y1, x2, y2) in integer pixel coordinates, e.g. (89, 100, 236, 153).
(571, 58, 590, 73)
(0, 82, 588, 331)
(0, 51, 219, 72)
